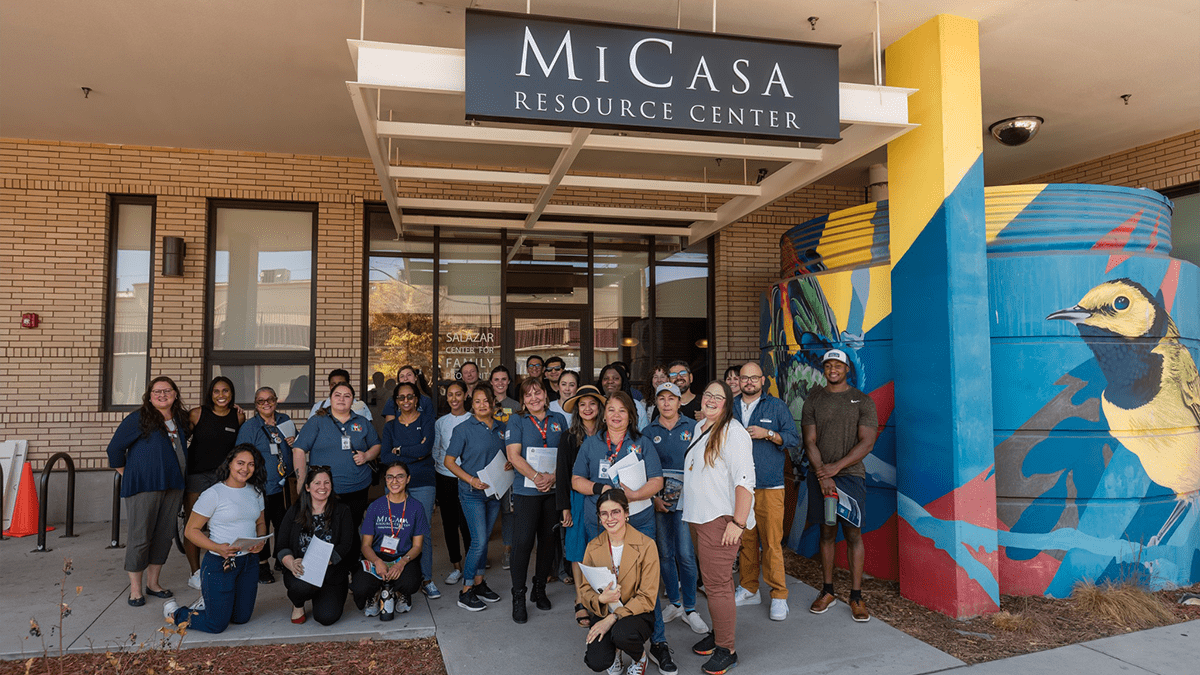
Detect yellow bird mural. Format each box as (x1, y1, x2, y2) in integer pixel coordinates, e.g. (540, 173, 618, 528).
(1048, 278, 1200, 545)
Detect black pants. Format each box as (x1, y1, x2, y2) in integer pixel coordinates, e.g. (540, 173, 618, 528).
(341, 488, 370, 533)
(259, 492, 287, 563)
(349, 559, 423, 608)
(585, 612, 653, 671)
(282, 568, 349, 626)
(436, 473, 471, 564)
(510, 492, 558, 592)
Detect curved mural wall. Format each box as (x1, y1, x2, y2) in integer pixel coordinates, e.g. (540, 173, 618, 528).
(764, 184, 1200, 597)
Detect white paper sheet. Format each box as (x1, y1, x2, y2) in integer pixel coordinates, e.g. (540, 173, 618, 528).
(230, 534, 272, 550)
(478, 450, 513, 499)
(276, 418, 297, 440)
(297, 536, 334, 587)
(579, 563, 624, 611)
(610, 454, 650, 515)
(523, 446, 558, 488)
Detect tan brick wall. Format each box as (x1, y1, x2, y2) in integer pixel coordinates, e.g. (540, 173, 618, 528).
(1023, 129, 1200, 191)
(1, 137, 859, 469)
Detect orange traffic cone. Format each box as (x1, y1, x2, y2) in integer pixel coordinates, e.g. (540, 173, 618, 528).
(3, 462, 52, 538)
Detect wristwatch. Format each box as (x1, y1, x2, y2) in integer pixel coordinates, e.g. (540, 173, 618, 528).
(767, 430, 774, 440)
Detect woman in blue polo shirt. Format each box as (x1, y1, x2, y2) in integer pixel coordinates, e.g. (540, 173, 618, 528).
(380, 381, 438, 599)
(235, 386, 296, 584)
(445, 386, 508, 613)
(292, 382, 380, 528)
(505, 377, 568, 623)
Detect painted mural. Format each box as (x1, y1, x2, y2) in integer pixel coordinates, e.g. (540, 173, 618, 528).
(764, 184, 1200, 604)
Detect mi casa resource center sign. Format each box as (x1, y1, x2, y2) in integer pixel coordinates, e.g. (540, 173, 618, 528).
(465, 10, 841, 143)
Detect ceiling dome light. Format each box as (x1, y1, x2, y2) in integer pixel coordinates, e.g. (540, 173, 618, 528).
(988, 116, 1044, 146)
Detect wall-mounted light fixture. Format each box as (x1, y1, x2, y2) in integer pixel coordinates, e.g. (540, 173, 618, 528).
(621, 337, 639, 347)
(162, 236, 185, 276)
(695, 338, 709, 349)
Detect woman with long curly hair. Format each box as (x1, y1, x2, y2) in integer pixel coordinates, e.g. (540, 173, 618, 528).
(105, 376, 192, 607)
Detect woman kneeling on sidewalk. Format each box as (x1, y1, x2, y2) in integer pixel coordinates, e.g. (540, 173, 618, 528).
(579, 489, 660, 675)
(350, 461, 429, 620)
(276, 465, 356, 625)
(164, 444, 267, 633)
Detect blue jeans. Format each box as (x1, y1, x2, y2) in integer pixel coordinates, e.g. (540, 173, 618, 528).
(459, 483, 500, 585)
(631, 512, 666, 644)
(174, 552, 258, 633)
(656, 509, 699, 611)
(409, 484, 437, 582)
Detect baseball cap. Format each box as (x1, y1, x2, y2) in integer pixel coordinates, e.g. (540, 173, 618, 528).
(822, 349, 850, 366)
(654, 382, 682, 398)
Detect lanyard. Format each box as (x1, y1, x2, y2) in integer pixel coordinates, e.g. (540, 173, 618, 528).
(385, 496, 407, 538)
(604, 432, 625, 464)
(332, 416, 354, 450)
(608, 538, 620, 577)
(528, 413, 550, 446)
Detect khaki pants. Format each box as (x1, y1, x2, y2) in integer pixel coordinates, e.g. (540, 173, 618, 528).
(737, 488, 787, 600)
(693, 516, 741, 652)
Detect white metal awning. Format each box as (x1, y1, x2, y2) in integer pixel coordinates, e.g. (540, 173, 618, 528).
(347, 40, 916, 245)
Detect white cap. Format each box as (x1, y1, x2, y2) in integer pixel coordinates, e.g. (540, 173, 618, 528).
(655, 382, 682, 398)
(822, 349, 850, 366)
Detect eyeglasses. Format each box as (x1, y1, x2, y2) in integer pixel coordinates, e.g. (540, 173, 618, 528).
(255, 397, 277, 405)
(598, 509, 625, 521)
(384, 474, 408, 482)
(669, 370, 689, 378)
(701, 392, 726, 401)
(545, 365, 562, 372)
(309, 465, 331, 475)
(739, 375, 763, 383)
(528, 363, 544, 369)
(150, 389, 174, 397)
(396, 394, 416, 401)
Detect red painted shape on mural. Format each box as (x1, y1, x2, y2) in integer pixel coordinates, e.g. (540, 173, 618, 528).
(834, 513, 899, 581)
(998, 546, 1062, 596)
(922, 467, 997, 531)
(1093, 210, 1141, 273)
(868, 382, 895, 432)
(1161, 259, 1181, 313)
(898, 518, 999, 617)
(1146, 213, 1161, 252)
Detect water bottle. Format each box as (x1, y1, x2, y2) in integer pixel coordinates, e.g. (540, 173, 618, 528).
(824, 494, 838, 526)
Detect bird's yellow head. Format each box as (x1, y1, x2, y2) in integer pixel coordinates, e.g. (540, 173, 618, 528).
(1047, 278, 1163, 339)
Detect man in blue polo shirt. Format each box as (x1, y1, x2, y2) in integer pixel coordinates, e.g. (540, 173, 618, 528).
(732, 361, 801, 621)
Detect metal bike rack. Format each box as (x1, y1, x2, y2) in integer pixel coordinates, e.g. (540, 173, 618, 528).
(34, 452, 77, 553)
(107, 472, 124, 549)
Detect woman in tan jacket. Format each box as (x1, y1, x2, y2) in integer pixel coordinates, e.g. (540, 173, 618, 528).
(578, 489, 660, 675)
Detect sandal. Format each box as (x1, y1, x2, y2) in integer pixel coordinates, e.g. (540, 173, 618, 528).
(574, 603, 590, 627)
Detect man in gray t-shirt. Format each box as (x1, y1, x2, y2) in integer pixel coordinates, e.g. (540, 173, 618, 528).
(801, 349, 878, 623)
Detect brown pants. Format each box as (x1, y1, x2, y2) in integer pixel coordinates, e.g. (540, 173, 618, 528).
(738, 488, 787, 599)
(693, 516, 741, 652)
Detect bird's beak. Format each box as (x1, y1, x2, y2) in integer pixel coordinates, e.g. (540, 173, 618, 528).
(1046, 306, 1092, 324)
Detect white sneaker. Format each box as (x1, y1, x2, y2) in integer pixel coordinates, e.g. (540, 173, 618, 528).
(733, 586, 761, 606)
(162, 599, 179, 620)
(187, 570, 201, 590)
(444, 568, 463, 585)
(661, 603, 685, 624)
(396, 594, 411, 614)
(683, 611, 709, 634)
(626, 653, 648, 675)
(770, 598, 789, 621)
(606, 654, 624, 675)
(364, 592, 381, 617)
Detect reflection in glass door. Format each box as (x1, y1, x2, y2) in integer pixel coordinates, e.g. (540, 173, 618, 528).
(506, 305, 591, 384)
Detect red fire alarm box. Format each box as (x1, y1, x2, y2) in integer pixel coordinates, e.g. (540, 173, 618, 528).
(21, 313, 40, 328)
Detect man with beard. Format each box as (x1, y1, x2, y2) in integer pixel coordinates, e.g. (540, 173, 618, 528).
(731, 361, 800, 621)
(666, 360, 701, 421)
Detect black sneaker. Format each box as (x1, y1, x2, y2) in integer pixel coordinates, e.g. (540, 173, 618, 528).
(648, 641, 678, 674)
(258, 564, 275, 585)
(701, 647, 737, 675)
(457, 589, 486, 612)
(475, 580, 501, 603)
(692, 632, 716, 656)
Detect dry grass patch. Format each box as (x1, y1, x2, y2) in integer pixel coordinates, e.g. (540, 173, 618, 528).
(990, 610, 1038, 633)
(1071, 580, 1177, 629)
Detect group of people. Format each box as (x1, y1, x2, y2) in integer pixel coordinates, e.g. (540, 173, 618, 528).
(106, 350, 878, 675)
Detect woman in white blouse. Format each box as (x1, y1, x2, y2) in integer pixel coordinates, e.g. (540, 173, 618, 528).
(681, 380, 754, 675)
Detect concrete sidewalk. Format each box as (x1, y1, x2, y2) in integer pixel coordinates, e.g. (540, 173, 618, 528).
(2, 520, 1193, 674)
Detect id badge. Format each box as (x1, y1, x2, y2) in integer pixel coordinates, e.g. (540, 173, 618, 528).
(598, 461, 611, 481)
(268, 443, 280, 456)
(341, 435, 352, 451)
(379, 535, 399, 555)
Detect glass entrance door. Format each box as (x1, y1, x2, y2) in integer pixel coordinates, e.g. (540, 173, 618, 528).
(505, 304, 592, 385)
